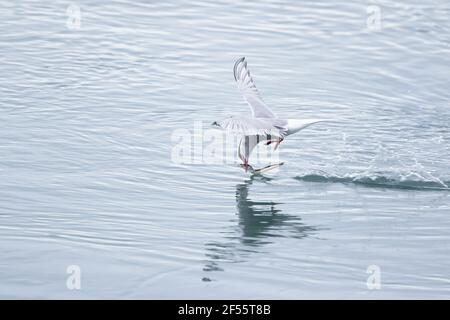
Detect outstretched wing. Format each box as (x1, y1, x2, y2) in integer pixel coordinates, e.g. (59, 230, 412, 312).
(238, 135, 269, 162)
(234, 57, 276, 118)
(212, 117, 287, 137)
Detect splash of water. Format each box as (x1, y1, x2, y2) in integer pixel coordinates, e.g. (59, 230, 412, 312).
(294, 172, 449, 190)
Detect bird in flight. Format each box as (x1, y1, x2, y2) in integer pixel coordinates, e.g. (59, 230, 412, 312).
(213, 57, 328, 173)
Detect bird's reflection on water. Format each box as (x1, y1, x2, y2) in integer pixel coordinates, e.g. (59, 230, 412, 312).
(203, 175, 317, 277)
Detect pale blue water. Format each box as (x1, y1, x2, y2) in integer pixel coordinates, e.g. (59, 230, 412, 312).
(0, 0, 449, 299)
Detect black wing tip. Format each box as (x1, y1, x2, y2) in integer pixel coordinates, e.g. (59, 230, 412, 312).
(233, 57, 246, 80)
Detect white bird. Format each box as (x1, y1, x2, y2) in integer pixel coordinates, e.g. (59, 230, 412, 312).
(213, 57, 328, 172)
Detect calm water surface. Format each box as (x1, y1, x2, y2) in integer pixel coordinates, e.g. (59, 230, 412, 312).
(0, 0, 449, 298)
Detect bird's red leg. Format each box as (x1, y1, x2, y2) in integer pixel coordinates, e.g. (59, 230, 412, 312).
(243, 158, 249, 172)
